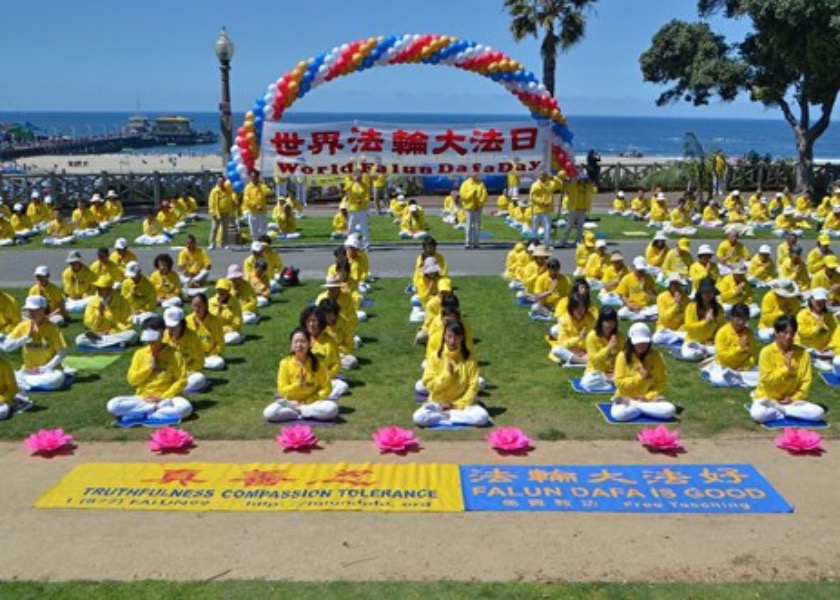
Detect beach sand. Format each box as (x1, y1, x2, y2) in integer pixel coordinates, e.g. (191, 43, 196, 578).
(15, 152, 225, 175)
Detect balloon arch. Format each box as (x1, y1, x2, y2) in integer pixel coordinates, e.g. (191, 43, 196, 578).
(226, 33, 576, 192)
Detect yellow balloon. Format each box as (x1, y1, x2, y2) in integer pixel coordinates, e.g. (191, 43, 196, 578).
(288, 81, 299, 91)
(245, 111, 254, 121)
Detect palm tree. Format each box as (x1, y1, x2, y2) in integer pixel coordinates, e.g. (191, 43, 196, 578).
(504, 0, 597, 97)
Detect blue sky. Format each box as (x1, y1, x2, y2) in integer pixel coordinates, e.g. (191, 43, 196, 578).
(3, 0, 767, 118)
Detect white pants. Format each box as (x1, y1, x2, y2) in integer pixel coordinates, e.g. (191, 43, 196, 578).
(413, 401, 489, 427)
(652, 328, 686, 345)
(580, 370, 615, 392)
(757, 328, 775, 343)
(750, 399, 825, 423)
(703, 361, 759, 388)
(681, 341, 715, 360)
(160, 297, 182, 309)
(243, 310, 260, 325)
(180, 270, 209, 287)
(465, 209, 482, 248)
(722, 303, 761, 319)
(330, 378, 350, 401)
(205, 355, 225, 370)
(248, 213, 267, 240)
(224, 331, 245, 345)
(185, 372, 208, 394)
(347, 210, 370, 248)
(507, 185, 519, 200)
(399, 230, 428, 239)
(561, 210, 587, 245)
(531, 213, 552, 247)
(263, 398, 338, 422)
(76, 228, 101, 238)
(131, 311, 159, 327)
(663, 225, 697, 236)
(76, 329, 138, 350)
(340, 354, 359, 371)
(257, 296, 270, 308)
(43, 236, 75, 246)
(135, 234, 170, 245)
(15, 368, 74, 391)
(618, 305, 658, 321)
(587, 278, 604, 292)
(611, 399, 676, 421)
(550, 345, 586, 365)
(66, 296, 93, 313)
(598, 292, 623, 307)
(107, 395, 192, 419)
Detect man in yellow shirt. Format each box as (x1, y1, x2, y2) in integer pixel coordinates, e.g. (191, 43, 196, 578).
(616, 257, 658, 320)
(208, 175, 237, 249)
(652, 274, 689, 345)
(62, 250, 96, 313)
(30, 265, 66, 326)
(121, 261, 158, 326)
(177, 234, 212, 290)
(0, 288, 21, 343)
(758, 278, 801, 342)
(712, 150, 727, 197)
(598, 252, 629, 307)
(812, 254, 840, 307)
(718, 264, 760, 318)
(747, 244, 776, 288)
(242, 170, 270, 242)
(806, 234, 833, 275)
(459, 173, 488, 249)
(702, 303, 759, 388)
(716, 230, 749, 273)
(2, 295, 74, 391)
(529, 172, 557, 248)
(187, 293, 226, 370)
(106, 315, 191, 426)
(76, 275, 138, 351)
(559, 173, 595, 248)
(750, 315, 824, 424)
(345, 171, 371, 249)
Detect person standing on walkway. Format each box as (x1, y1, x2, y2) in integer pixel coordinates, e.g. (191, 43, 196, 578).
(345, 171, 371, 249)
(459, 174, 488, 249)
(529, 171, 557, 247)
(713, 150, 728, 198)
(560, 173, 595, 248)
(243, 170, 270, 242)
(208, 175, 236, 249)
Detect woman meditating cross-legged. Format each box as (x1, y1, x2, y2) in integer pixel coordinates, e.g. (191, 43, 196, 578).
(263, 327, 339, 423)
(610, 322, 676, 422)
(413, 319, 490, 428)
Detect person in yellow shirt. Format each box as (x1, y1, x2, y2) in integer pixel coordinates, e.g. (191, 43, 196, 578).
(187, 293, 226, 370)
(750, 315, 824, 424)
(26, 191, 50, 230)
(11, 203, 36, 239)
(795, 288, 836, 363)
(414, 319, 489, 427)
(716, 230, 749, 273)
(263, 327, 337, 423)
(226, 264, 261, 321)
(598, 252, 629, 307)
(758, 278, 801, 342)
(149, 253, 182, 308)
(371, 172, 388, 215)
(318, 296, 358, 370)
(699, 199, 723, 228)
(773, 206, 802, 237)
(242, 170, 270, 241)
(210, 278, 245, 346)
(778, 244, 811, 292)
(611, 322, 676, 421)
(688, 244, 720, 293)
(177, 234, 212, 289)
(0, 354, 31, 420)
(156, 200, 184, 237)
(62, 250, 96, 313)
(208, 175, 236, 249)
(517, 245, 550, 300)
(549, 292, 596, 365)
(270, 201, 300, 239)
(660, 237, 693, 281)
(110, 237, 137, 271)
(647, 192, 668, 227)
(559, 173, 595, 248)
(572, 230, 596, 277)
(163, 306, 210, 395)
(747, 244, 776, 288)
(29, 265, 66, 326)
(616, 256, 658, 320)
(506, 161, 521, 203)
(583, 239, 608, 291)
(776, 232, 799, 265)
(71, 199, 100, 238)
(135, 210, 171, 246)
(718, 264, 760, 318)
(345, 171, 372, 248)
(712, 150, 727, 197)
(529, 171, 557, 247)
(0, 212, 17, 246)
(76, 275, 138, 351)
(89, 196, 111, 228)
(664, 196, 697, 236)
(823, 204, 840, 236)
(806, 234, 832, 275)
(579, 306, 624, 391)
(609, 190, 631, 216)
(681, 277, 726, 360)
(531, 258, 570, 319)
(701, 303, 759, 388)
(42, 209, 75, 246)
(2, 295, 74, 391)
(331, 201, 349, 239)
(121, 261, 158, 326)
(459, 174, 488, 249)
(630, 189, 649, 220)
(652, 274, 689, 346)
(748, 197, 773, 229)
(794, 190, 813, 220)
(106, 315, 191, 426)
(399, 200, 429, 239)
(812, 254, 840, 306)
(390, 193, 408, 222)
(0, 289, 21, 343)
(645, 231, 669, 278)
(105, 190, 124, 223)
(300, 306, 349, 400)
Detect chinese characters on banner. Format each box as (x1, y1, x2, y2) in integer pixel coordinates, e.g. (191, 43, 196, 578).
(260, 121, 550, 177)
(460, 464, 792, 513)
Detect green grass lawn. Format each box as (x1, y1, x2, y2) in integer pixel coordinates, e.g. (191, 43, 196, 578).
(2, 274, 837, 442)
(1, 580, 839, 600)
(3, 212, 810, 252)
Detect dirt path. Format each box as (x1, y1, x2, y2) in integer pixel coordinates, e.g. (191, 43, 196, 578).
(0, 439, 837, 583)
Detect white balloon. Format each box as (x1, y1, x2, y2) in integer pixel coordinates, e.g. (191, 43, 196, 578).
(236, 164, 248, 176)
(340, 43, 349, 52)
(263, 92, 274, 105)
(263, 107, 275, 120)
(268, 83, 277, 94)
(528, 82, 538, 90)
(413, 34, 421, 41)
(318, 64, 328, 74)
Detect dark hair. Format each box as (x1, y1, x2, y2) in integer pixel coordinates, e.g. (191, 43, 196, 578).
(289, 326, 318, 372)
(255, 258, 268, 271)
(317, 297, 340, 317)
(333, 246, 348, 259)
(423, 237, 437, 250)
(571, 277, 591, 297)
(547, 258, 560, 271)
(299, 305, 326, 335)
(438, 318, 470, 360)
(186, 234, 196, 244)
(774, 314, 797, 334)
(259, 234, 272, 244)
(192, 292, 208, 306)
(623, 336, 650, 365)
(154, 253, 174, 270)
(566, 291, 589, 316)
(595, 306, 619, 337)
(694, 278, 721, 318)
(142, 315, 165, 331)
(730, 303, 750, 320)
(440, 294, 460, 313)
(97, 247, 109, 257)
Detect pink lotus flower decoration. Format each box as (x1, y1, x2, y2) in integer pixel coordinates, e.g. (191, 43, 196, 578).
(486, 427, 533, 454)
(774, 428, 824, 455)
(277, 424, 319, 451)
(637, 425, 683, 453)
(24, 428, 75, 456)
(372, 426, 420, 454)
(147, 426, 194, 454)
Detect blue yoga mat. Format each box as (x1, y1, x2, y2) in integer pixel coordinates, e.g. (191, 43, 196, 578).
(570, 377, 615, 395)
(516, 296, 532, 307)
(77, 344, 131, 354)
(112, 413, 182, 428)
(425, 419, 493, 430)
(597, 402, 678, 425)
(743, 403, 828, 430)
(820, 372, 840, 387)
(361, 298, 374, 308)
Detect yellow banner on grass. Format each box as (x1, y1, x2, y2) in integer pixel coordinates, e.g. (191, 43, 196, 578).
(35, 462, 464, 513)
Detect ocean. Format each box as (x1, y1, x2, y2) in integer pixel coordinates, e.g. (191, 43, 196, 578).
(2, 111, 839, 161)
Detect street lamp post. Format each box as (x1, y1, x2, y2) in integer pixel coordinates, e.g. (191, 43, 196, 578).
(214, 27, 235, 169)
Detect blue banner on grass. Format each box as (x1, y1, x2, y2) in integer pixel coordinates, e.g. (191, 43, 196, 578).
(460, 464, 792, 513)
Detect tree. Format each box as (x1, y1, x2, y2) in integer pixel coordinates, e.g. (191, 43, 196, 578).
(640, 0, 840, 192)
(504, 0, 598, 98)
